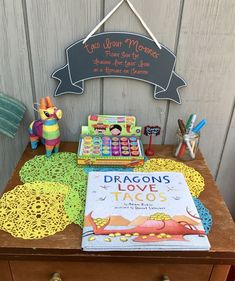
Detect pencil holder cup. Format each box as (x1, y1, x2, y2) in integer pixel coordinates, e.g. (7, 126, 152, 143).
(174, 130, 200, 161)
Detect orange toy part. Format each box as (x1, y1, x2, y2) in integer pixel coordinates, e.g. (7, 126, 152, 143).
(45, 96, 54, 108)
(40, 98, 46, 109)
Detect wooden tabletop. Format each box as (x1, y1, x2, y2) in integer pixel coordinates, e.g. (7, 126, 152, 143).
(0, 142, 235, 264)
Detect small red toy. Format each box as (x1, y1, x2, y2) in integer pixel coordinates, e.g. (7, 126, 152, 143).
(144, 125, 161, 156)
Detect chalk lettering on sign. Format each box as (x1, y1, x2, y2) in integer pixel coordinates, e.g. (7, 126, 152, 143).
(105, 51, 120, 58)
(103, 38, 122, 49)
(104, 67, 122, 75)
(52, 32, 186, 103)
(114, 59, 123, 67)
(144, 126, 161, 136)
(132, 52, 139, 60)
(125, 61, 136, 68)
(124, 38, 160, 59)
(93, 58, 111, 66)
(138, 60, 150, 68)
(121, 52, 131, 59)
(84, 42, 100, 54)
(131, 69, 148, 75)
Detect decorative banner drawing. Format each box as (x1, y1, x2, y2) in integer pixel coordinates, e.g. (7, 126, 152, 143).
(52, 32, 186, 104)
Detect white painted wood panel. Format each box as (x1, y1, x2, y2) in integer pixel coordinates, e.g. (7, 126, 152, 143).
(103, 0, 182, 144)
(0, 0, 34, 192)
(216, 104, 235, 218)
(25, 0, 103, 141)
(165, 0, 235, 176)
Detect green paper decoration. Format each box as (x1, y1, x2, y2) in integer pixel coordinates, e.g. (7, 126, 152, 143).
(20, 152, 88, 226)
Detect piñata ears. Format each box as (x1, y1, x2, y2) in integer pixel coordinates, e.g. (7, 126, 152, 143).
(40, 98, 46, 109)
(45, 96, 54, 108)
(40, 96, 54, 109)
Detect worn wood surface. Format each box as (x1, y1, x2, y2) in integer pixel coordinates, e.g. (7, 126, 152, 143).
(0, 261, 12, 281)
(209, 265, 231, 281)
(0, 0, 34, 192)
(216, 104, 235, 218)
(0, 0, 235, 220)
(10, 261, 212, 281)
(0, 142, 234, 264)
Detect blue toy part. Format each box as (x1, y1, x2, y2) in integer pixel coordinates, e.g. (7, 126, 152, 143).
(83, 166, 133, 174)
(193, 196, 212, 234)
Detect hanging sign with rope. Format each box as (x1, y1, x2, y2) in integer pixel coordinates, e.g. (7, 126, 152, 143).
(52, 0, 186, 103)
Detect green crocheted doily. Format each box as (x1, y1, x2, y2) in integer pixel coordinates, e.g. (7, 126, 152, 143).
(20, 153, 87, 226)
(64, 187, 84, 227)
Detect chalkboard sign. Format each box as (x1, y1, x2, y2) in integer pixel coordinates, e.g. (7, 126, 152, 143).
(52, 32, 186, 104)
(144, 125, 161, 136)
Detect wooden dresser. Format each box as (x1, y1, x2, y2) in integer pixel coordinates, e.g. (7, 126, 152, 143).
(0, 142, 235, 281)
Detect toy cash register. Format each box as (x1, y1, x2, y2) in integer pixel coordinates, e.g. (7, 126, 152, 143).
(77, 115, 145, 166)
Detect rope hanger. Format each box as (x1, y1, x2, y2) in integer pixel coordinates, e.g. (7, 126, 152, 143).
(83, 0, 162, 50)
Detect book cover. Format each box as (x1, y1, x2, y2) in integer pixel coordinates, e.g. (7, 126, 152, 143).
(82, 171, 210, 251)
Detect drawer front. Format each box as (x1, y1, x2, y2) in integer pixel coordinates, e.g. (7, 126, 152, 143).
(1, 261, 12, 281)
(10, 261, 212, 281)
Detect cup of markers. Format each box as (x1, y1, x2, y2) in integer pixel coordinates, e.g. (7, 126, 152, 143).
(175, 114, 206, 161)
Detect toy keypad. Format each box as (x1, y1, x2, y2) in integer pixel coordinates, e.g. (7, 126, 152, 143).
(81, 135, 142, 157)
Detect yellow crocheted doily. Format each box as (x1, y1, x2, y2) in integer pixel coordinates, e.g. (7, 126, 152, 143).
(134, 158, 204, 197)
(0, 182, 71, 239)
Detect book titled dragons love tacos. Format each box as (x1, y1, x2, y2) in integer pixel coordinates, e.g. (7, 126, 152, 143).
(82, 171, 210, 251)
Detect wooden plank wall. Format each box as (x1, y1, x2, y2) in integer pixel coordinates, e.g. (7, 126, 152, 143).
(217, 102, 235, 218)
(103, 0, 182, 144)
(25, 0, 102, 140)
(0, 0, 34, 191)
(0, 0, 234, 217)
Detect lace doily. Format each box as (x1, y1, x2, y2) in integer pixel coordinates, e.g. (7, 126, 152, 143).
(20, 153, 87, 188)
(18, 154, 208, 230)
(134, 158, 204, 197)
(193, 197, 212, 234)
(19, 153, 88, 226)
(64, 185, 85, 227)
(0, 182, 70, 239)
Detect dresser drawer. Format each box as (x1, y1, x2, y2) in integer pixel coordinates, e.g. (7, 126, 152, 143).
(1, 261, 12, 281)
(10, 261, 212, 281)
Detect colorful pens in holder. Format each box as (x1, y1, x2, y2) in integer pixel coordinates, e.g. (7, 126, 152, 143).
(175, 115, 206, 161)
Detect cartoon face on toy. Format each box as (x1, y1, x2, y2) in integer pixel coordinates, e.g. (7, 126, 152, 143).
(38, 97, 62, 121)
(94, 127, 106, 134)
(93, 123, 108, 134)
(110, 124, 122, 136)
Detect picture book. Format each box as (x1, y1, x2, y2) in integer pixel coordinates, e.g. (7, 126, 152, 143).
(82, 171, 210, 251)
